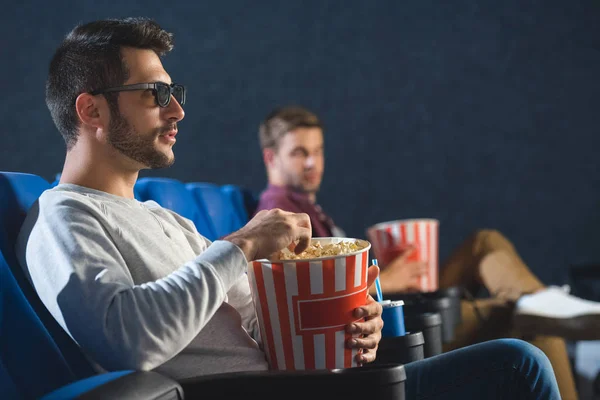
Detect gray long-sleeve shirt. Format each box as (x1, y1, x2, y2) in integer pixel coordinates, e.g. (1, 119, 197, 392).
(16, 184, 268, 380)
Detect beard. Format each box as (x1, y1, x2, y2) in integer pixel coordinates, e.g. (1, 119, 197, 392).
(299, 183, 320, 194)
(290, 176, 321, 194)
(106, 109, 175, 169)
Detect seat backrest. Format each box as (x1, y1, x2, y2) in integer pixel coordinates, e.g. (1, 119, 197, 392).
(0, 172, 96, 380)
(221, 184, 250, 225)
(186, 183, 245, 239)
(241, 187, 260, 218)
(0, 172, 51, 266)
(50, 173, 61, 188)
(135, 177, 217, 240)
(0, 250, 76, 399)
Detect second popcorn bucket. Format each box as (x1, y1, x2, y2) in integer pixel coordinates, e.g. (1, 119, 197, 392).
(247, 237, 371, 371)
(367, 218, 439, 292)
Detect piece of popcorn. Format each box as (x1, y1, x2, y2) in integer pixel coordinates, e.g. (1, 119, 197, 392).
(274, 239, 367, 260)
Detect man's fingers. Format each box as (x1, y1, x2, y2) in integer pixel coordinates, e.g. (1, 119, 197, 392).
(406, 261, 428, 276)
(290, 213, 312, 254)
(348, 335, 379, 350)
(348, 319, 381, 337)
(292, 212, 312, 229)
(293, 239, 310, 254)
(354, 297, 382, 319)
(293, 227, 312, 254)
(399, 245, 417, 261)
(252, 209, 268, 218)
(408, 277, 425, 291)
(356, 349, 377, 364)
(366, 265, 380, 290)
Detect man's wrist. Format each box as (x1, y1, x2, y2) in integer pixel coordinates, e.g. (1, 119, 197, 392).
(223, 235, 256, 262)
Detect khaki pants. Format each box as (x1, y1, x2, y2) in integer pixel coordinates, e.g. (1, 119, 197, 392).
(439, 229, 578, 400)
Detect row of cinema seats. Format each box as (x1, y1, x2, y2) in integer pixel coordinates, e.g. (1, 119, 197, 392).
(49, 174, 259, 241)
(0, 171, 407, 400)
(133, 177, 256, 241)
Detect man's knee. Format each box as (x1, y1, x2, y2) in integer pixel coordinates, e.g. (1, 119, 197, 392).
(471, 229, 516, 253)
(473, 229, 506, 243)
(472, 339, 559, 397)
(494, 338, 553, 370)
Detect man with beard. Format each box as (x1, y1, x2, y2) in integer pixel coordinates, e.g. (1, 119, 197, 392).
(16, 18, 562, 400)
(254, 105, 600, 399)
(16, 17, 380, 379)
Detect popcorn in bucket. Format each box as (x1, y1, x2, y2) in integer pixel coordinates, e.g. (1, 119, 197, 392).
(247, 237, 371, 370)
(367, 219, 439, 292)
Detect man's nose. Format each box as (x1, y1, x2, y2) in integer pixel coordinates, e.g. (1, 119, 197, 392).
(164, 96, 185, 122)
(304, 156, 315, 168)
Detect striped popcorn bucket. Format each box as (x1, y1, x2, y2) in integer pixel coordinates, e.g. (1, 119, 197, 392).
(367, 219, 439, 292)
(247, 238, 371, 371)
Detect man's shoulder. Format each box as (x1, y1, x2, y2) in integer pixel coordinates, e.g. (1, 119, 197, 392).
(257, 187, 291, 202)
(38, 185, 89, 202)
(35, 186, 106, 216)
(16, 186, 105, 266)
(256, 187, 300, 214)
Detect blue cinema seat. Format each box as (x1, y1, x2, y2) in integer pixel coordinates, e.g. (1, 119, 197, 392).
(134, 177, 217, 240)
(221, 184, 250, 226)
(0, 172, 101, 379)
(0, 250, 184, 400)
(186, 182, 246, 239)
(0, 172, 51, 262)
(51, 173, 61, 187)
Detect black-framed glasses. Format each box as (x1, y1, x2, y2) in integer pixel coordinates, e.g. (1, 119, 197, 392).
(90, 82, 186, 108)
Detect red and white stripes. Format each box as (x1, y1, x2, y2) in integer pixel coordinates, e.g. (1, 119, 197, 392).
(248, 243, 370, 370)
(367, 219, 439, 292)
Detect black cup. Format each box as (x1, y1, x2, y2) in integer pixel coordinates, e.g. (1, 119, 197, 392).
(388, 289, 460, 344)
(404, 312, 443, 358)
(374, 331, 425, 365)
(427, 286, 463, 327)
(332, 363, 407, 400)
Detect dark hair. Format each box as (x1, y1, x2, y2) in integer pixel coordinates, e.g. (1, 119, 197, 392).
(46, 17, 174, 149)
(259, 106, 323, 150)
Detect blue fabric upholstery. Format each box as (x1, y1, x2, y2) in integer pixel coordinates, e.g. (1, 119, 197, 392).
(0, 359, 20, 400)
(135, 177, 217, 240)
(0, 172, 50, 265)
(0, 172, 96, 380)
(221, 184, 250, 225)
(0, 172, 53, 311)
(0, 251, 76, 399)
(1, 250, 138, 400)
(186, 182, 245, 239)
(50, 173, 61, 188)
(0, 172, 172, 399)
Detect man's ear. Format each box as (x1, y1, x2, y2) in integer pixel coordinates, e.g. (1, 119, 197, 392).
(75, 93, 106, 130)
(263, 148, 276, 167)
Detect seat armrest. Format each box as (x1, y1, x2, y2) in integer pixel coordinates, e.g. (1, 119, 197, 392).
(41, 371, 183, 400)
(180, 364, 406, 400)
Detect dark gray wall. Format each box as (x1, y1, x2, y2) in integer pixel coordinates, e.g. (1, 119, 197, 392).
(2, 0, 599, 285)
